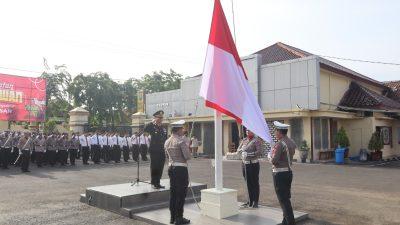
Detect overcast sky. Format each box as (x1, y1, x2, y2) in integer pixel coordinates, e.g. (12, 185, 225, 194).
(0, 0, 399, 82)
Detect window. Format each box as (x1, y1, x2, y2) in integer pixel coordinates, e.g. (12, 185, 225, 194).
(313, 118, 330, 150)
(290, 118, 303, 147)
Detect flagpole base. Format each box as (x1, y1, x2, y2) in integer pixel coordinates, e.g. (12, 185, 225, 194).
(200, 188, 238, 219)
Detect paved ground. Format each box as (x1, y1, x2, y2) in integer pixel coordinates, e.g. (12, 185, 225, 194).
(0, 159, 399, 225)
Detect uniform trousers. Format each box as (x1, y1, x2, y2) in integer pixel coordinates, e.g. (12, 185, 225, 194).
(150, 150, 165, 186)
(69, 149, 78, 165)
(140, 144, 148, 161)
(103, 146, 111, 163)
(242, 162, 260, 206)
(20, 150, 30, 172)
(47, 150, 57, 166)
(0, 147, 11, 169)
(168, 166, 189, 221)
(273, 171, 295, 225)
(91, 145, 100, 163)
(82, 146, 90, 164)
(131, 145, 139, 161)
(122, 146, 130, 162)
(113, 145, 121, 163)
(59, 150, 68, 165)
(35, 151, 44, 167)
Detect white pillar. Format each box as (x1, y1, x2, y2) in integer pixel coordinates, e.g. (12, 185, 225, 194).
(200, 110, 238, 219)
(214, 110, 223, 190)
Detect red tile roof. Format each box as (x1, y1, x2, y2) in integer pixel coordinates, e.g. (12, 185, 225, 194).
(384, 80, 400, 102)
(339, 82, 400, 111)
(253, 42, 313, 65)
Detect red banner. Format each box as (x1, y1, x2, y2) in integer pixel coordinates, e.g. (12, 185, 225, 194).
(0, 73, 46, 122)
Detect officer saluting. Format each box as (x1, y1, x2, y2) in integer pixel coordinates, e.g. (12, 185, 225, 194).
(269, 121, 297, 225)
(144, 110, 168, 189)
(165, 120, 191, 225)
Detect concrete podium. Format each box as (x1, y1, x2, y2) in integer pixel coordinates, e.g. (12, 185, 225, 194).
(80, 179, 207, 218)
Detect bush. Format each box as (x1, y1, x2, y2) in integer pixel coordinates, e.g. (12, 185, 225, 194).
(44, 120, 57, 133)
(368, 131, 383, 152)
(335, 127, 350, 148)
(299, 140, 310, 151)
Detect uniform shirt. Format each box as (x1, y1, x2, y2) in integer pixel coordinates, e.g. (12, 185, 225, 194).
(126, 136, 132, 148)
(12, 135, 20, 147)
(79, 135, 91, 147)
(58, 137, 68, 151)
(111, 135, 120, 147)
(69, 136, 80, 149)
(91, 134, 101, 145)
(165, 134, 191, 165)
(34, 137, 47, 152)
(139, 134, 149, 147)
(17, 136, 33, 151)
(238, 137, 262, 161)
(131, 135, 140, 146)
(270, 136, 296, 170)
(2, 135, 13, 148)
(46, 136, 58, 151)
(102, 135, 111, 146)
(118, 136, 125, 148)
(144, 122, 167, 149)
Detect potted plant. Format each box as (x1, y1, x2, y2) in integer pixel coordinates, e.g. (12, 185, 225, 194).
(368, 131, 383, 161)
(334, 127, 350, 163)
(299, 140, 310, 163)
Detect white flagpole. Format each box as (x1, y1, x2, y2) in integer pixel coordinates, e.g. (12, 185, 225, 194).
(214, 110, 223, 190)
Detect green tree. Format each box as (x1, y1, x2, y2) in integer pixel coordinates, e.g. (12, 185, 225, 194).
(368, 131, 384, 152)
(133, 69, 183, 93)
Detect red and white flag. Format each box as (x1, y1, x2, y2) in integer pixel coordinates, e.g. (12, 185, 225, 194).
(200, 0, 272, 143)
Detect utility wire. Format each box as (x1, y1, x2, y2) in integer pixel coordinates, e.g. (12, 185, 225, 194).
(318, 55, 400, 66)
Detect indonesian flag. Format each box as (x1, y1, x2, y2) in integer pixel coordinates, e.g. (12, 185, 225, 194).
(199, 0, 272, 143)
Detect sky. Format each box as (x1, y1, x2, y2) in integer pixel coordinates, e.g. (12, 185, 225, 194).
(0, 0, 399, 82)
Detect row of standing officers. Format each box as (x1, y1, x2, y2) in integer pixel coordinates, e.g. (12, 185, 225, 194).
(0, 131, 151, 172)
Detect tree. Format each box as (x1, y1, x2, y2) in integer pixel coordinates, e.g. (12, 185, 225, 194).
(368, 131, 384, 152)
(133, 69, 183, 93)
(334, 127, 350, 148)
(40, 69, 72, 120)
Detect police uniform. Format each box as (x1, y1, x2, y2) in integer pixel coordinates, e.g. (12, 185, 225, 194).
(144, 110, 168, 188)
(131, 133, 140, 162)
(79, 133, 91, 165)
(91, 133, 101, 164)
(238, 133, 262, 208)
(46, 135, 58, 166)
(270, 121, 297, 225)
(68, 134, 80, 166)
(102, 134, 112, 163)
(17, 133, 33, 172)
(34, 135, 46, 167)
(165, 120, 191, 225)
(139, 133, 149, 161)
(58, 135, 69, 166)
(1, 132, 13, 169)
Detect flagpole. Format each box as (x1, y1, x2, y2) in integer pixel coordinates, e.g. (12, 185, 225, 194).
(214, 110, 223, 191)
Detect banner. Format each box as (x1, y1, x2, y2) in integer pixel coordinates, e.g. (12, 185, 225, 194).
(0, 73, 46, 122)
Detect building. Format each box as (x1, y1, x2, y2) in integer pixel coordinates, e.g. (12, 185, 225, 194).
(134, 42, 400, 161)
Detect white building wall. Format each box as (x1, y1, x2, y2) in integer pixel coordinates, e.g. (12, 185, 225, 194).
(259, 56, 320, 111)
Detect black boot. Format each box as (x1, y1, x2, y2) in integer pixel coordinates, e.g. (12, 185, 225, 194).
(252, 201, 258, 208)
(170, 217, 175, 224)
(175, 217, 190, 225)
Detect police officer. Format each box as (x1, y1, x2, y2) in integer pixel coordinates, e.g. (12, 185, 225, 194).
(34, 133, 46, 167)
(269, 121, 297, 225)
(91, 132, 101, 164)
(79, 132, 91, 165)
(17, 132, 33, 172)
(238, 129, 262, 208)
(68, 133, 80, 166)
(165, 120, 191, 225)
(131, 132, 140, 162)
(46, 134, 58, 167)
(58, 134, 69, 166)
(1, 131, 13, 169)
(144, 110, 168, 189)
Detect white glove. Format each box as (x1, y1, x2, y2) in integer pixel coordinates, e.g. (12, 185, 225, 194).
(241, 152, 248, 159)
(267, 152, 272, 160)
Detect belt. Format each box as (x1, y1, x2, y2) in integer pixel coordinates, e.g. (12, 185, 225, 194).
(272, 168, 291, 173)
(169, 162, 187, 167)
(243, 159, 259, 164)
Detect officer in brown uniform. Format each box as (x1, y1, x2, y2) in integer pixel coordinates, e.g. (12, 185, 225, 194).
(165, 120, 191, 225)
(34, 133, 46, 167)
(238, 129, 262, 208)
(1, 131, 13, 169)
(269, 121, 297, 225)
(17, 132, 33, 172)
(46, 134, 58, 167)
(68, 133, 80, 166)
